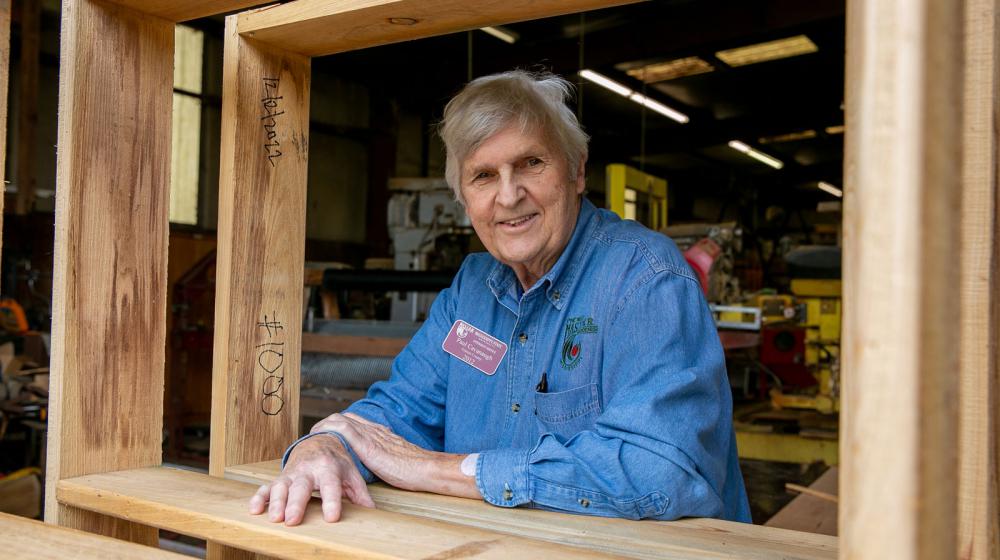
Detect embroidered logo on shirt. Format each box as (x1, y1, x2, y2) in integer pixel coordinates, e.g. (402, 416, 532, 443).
(560, 316, 599, 370)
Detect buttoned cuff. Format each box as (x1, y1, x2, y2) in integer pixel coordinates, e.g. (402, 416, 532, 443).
(475, 448, 532, 507)
(280, 431, 375, 483)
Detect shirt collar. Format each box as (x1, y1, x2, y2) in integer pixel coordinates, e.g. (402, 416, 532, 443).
(487, 197, 601, 311)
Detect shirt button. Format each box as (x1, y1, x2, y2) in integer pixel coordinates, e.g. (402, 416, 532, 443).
(511, 403, 520, 413)
(503, 488, 513, 501)
(579, 498, 590, 508)
(518, 333, 527, 344)
(553, 290, 561, 301)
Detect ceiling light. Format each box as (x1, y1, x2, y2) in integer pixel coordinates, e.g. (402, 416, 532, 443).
(817, 181, 843, 197)
(479, 26, 518, 44)
(716, 35, 818, 67)
(728, 140, 784, 169)
(825, 124, 845, 135)
(578, 70, 689, 124)
(759, 129, 816, 144)
(624, 56, 714, 82)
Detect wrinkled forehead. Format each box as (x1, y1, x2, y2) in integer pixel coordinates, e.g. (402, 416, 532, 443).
(460, 121, 562, 170)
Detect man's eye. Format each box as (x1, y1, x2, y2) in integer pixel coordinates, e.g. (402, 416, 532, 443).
(475, 172, 492, 181)
(526, 157, 543, 167)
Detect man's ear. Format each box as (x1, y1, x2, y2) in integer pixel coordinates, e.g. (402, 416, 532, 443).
(574, 154, 588, 194)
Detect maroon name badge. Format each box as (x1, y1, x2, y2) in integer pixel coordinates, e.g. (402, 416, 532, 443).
(441, 320, 508, 375)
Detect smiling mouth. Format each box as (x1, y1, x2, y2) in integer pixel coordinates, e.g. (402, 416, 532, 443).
(498, 213, 538, 228)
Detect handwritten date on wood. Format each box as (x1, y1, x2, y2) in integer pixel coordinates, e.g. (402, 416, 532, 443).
(261, 77, 283, 167)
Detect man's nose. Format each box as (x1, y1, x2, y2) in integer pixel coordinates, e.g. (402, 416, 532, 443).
(496, 168, 524, 207)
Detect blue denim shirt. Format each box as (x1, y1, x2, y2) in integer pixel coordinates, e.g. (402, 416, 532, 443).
(288, 198, 751, 522)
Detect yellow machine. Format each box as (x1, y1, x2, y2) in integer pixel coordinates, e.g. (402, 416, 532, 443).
(605, 164, 667, 229)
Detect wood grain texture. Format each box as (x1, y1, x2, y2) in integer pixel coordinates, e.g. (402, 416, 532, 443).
(0, 0, 10, 262)
(237, 0, 642, 57)
(45, 0, 172, 545)
(1, 512, 186, 559)
(58, 467, 617, 560)
(765, 467, 838, 536)
(210, 16, 309, 477)
(841, 0, 963, 559)
(959, 0, 1000, 557)
(103, 0, 271, 23)
(227, 460, 838, 560)
(301, 332, 408, 356)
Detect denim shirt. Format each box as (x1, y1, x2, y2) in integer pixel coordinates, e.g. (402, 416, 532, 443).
(288, 198, 751, 522)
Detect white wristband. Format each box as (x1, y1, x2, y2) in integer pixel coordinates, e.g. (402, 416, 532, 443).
(460, 453, 479, 477)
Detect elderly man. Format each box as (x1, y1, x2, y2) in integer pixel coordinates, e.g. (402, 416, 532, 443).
(250, 70, 751, 526)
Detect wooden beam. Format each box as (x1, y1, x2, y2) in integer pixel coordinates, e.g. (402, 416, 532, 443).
(58, 467, 618, 560)
(46, 0, 173, 545)
(959, 0, 1000, 557)
(210, 15, 309, 478)
(2, 512, 186, 559)
(15, 0, 39, 215)
(227, 460, 838, 560)
(103, 1, 271, 23)
(237, 0, 642, 57)
(841, 0, 963, 559)
(0, 0, 10, 262)
(301, 332, 408, 356)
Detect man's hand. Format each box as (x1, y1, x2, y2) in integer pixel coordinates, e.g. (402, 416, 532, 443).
(311, 413, 481, 499)
(248, 434, 375, 526)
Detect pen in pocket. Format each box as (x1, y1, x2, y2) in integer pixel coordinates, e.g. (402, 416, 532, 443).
(536, 371, 547, 393)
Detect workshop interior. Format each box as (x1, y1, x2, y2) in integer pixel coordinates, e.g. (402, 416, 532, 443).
(2, 0, 849, 553)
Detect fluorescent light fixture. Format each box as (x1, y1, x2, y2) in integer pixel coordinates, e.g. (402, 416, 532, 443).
(716, 35, 818, 67)
(578, 69, 689, 123)
(759, 129, 817, 144)
(480, 26, 518, 44)
(825, 124, 845, 135)
(727, 140, 784, 169)
(579, 69, 633, 96)
(817, 181, 843, 197)
(624, 56, 714, 82)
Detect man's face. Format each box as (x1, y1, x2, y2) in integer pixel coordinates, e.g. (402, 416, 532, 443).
(459, 124, 586, 287)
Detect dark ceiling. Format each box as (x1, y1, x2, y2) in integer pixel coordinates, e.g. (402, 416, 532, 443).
(313, 0, 847, 213)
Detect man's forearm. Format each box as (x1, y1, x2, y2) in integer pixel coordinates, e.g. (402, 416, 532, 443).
(415, 452, 482, 499)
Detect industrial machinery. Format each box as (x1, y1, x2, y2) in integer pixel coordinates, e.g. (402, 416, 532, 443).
(605, 164, 668, 230)
(386, 178, 474, 322)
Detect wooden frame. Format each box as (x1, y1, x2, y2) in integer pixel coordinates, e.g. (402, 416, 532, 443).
(44, 0, 997, 558)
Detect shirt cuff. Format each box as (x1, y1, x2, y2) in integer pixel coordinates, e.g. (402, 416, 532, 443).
(475, 448, 531, 507)
(280, 431, 375, 483)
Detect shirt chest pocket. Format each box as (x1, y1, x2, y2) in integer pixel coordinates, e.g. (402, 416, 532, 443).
(533, 383, 602, 442)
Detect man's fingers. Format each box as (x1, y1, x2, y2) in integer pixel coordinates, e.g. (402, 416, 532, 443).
(249, 484, 270, 515)
(284, 478, 314, 526)
(318, 474, 344, 522)
(267, 480, 289, 523)
(345, 469, 376, 509)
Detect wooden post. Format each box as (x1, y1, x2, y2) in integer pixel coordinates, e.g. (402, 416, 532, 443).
(209, 15, 309, 558)
(45, 0, 173, 544)
(959, 0, 1000, 558)
(842, 0, 964, 559)
(15, 0, 38, 215)
(0, 0, 11, 261)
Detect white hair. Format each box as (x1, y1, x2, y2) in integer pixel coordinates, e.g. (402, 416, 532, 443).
(438, 70, 590, 205)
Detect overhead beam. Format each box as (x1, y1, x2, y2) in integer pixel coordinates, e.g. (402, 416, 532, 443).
(237, 0, 642, 57)
(104, 1, 271, 23)
(841, 0, 963, 559)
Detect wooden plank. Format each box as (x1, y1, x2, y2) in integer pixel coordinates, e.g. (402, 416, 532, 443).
(237, 0, 642, 57)
(1, 512, 186, 559)
(58, 467, 618, 560)
(227, 460, 838, 560)
(0, 0, 10, 262)
(766, 467, 839, 536)
(301, 332, 407, 357)
(841, 0, 963, 559)
(45, 0, 173, 545)
(210, 15, 309, 478)
(103, 1, 272, 23)
(14, 0, 38, 215)
(959, 0, 1000, 558)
